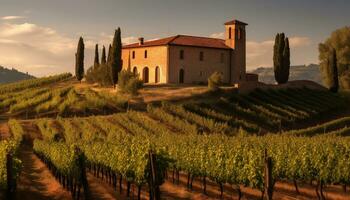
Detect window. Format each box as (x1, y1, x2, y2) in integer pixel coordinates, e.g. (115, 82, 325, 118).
(179, 69, 184, 83)
(199, 71, 203, 77)
(143, 67, 149, 83)
(229, 27, 232, 39)
(133, 67, 138, 75)
(132, 51, 135, 59)
(144, 50, 148, 58)
(199, 51, 204, 61)
(180, 50, 184, 60)
(155, 66, 160, 83)
(220, 53, 224, 63)
(238, 28, 242, 40)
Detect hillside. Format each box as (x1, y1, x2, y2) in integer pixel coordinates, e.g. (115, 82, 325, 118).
(250, 64, 323, 85)
(0, 66, 35, 84)
(1, 76, 350, 200)
(0, 73, 128, 119)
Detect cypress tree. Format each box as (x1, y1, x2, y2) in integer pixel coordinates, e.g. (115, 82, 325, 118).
(94, 44, 99, 69)
(281, 37, 290, 83)
(105, 44, 113, 85)
(101, 45, 106, 65)
(75, 36, 84, 82)
(273, 33, 280, 79)
(107, 44, 112, 65)
(278, 33, 285, 82)
(274, 33, 283, 84)
(329, 48, 339, 93)
(273, 33, 290, 84)
(115, 28, 122, 81)
(108, 28, 122, 86)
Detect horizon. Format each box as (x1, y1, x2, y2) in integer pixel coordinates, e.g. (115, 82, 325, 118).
(0, 0, 349, 77)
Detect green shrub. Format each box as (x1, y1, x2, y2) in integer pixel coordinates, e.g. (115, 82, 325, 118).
(118, 70, 143, 95)
(85, 64, 113, 86)
(208, 72, 222, 91)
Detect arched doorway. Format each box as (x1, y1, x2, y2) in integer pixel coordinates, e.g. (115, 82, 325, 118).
(143, 67, 149, 83)
(179, 69, 184, 84)
(155, 66, 160, 83)
(133, 67, 138, 76)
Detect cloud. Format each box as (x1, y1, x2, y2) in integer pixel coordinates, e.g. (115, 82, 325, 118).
(210, 32, 225, 39)
(246, 40, 275, 68)
(0, 22, 77, 76)
(122, 36, 138, 45)
(289, 37, 311, 47)
(246, 37, 313, 70)
(0, 20, 140, 76)
(1, 16, 26, 20)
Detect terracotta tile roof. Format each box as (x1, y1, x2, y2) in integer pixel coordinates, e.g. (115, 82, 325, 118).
(122, 35, 232, 49)
(224, 20, 248, 26)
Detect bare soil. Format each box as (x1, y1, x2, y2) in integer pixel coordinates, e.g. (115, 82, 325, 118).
(158, 171, 350, 200)
(139, 85, 209, 103)
(0, 121, 10, 140)
(15, 145, 73, 200)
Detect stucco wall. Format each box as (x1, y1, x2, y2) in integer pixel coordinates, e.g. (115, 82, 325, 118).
(168, 45, 231, 84)
(122, 46, 168, 84)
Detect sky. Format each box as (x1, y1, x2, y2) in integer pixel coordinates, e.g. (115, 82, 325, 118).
(0, 0, 349, 76)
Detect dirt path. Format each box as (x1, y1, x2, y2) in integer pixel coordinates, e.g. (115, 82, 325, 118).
(160, 171, 350, 200)
(0, 121, 10, 140)
(86, 173, 119, 200)
(15, 145, 72, 200)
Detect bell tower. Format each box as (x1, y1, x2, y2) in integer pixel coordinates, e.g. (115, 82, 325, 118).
(224, 19, 247, 83)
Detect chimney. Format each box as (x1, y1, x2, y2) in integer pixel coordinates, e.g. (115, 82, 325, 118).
(138, 37, 144, 45)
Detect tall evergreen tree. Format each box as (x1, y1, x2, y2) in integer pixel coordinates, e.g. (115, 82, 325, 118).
(273, 33, 280, 78)
(107, 44, 112, 64)
(329, 48, 339, 93)
(108, 28, 122, 86)
(282, 37, 290, 83)
(94, 44, 99, 69)
(75, 37, 84, 82)
(274, 33, 283, 84)
(277, 33, 285, 82)
(115, 28, 122, 80)
(105, 44, 113, 84)
(101, 45, 106, 65)
(273, 33, 290, 84)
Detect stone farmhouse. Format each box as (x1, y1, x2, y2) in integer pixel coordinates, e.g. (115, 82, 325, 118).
(122, 19, 254, 85)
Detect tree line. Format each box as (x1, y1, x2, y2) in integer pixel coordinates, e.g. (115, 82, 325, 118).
(75, 28, 122, 87)
(273, 30, 343, 93)
(74, 28, 142, 95)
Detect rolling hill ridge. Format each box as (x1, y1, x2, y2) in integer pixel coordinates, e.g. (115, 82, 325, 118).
(0, 66, 35, 84)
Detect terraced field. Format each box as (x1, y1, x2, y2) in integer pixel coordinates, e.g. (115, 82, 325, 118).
(0, 73, 128, 118)
(149, 88, 347, 133)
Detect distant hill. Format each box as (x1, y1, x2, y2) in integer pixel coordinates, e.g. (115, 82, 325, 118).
(250, 64, 323, 85)
(0, 66, 35, 84)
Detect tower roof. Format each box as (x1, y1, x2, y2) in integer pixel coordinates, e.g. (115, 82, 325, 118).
(224, 19, 248, 26)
